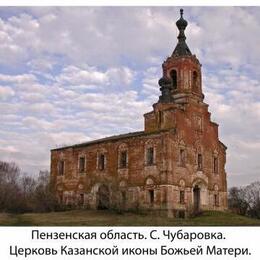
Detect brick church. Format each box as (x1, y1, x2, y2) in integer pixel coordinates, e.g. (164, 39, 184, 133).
(50, 10, 228, 217)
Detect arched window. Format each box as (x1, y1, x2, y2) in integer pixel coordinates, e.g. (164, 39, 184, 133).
(118, 143, 128, 169)
(98, 154, 105, 170)
(179, 179, 185, 204)
(198, 153, 203, 170)
(214, 194, 219, 206)
(180, 149, 185, 166)
(178, 140, 186, 167)
(146, 147, 154, 165)
(58, 160, 65, 176)
(213, 150, 219, 174)
(179, 190, 185, 204)
(78, 156, 86, 173)
(119, 151, 128, 168)
(213, 184, 219, 206)
(213, 156, 218, 174)
(170, 69, 177, 89)
(192, 71, 198, 91)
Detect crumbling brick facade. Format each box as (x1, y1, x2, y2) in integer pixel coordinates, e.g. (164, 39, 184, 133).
(50, 10, 227, 217)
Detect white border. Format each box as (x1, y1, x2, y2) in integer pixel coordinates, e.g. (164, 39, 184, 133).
(0, 0, 260, 7)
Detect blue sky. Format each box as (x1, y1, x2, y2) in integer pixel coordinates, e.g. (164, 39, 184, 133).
(0, 7, 259, 187)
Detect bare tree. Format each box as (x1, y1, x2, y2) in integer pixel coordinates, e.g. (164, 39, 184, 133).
(33, 170, 59, 212)
(228, 187, 248, 215)
(244, 182, 260, 219)
(0, 161, 60, 213)
(229, 181, 260, 219)
(0, 161, 23, 212)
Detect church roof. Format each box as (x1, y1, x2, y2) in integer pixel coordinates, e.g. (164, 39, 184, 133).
(52, 131, 144, 151)
(51, 129, 174, 151)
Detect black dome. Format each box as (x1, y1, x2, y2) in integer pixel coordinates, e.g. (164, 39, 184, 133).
(176, 9, 188, 30)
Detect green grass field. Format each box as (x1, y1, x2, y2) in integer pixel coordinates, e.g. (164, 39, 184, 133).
(0, 210, 260, 226)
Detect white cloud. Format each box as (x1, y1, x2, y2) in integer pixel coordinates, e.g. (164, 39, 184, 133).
(142, 66, 160, 98)
(106, 67, 135, 86)
(20, 92, 45, 102)
(27, 58, 55, 72)
(56, 65, 135, 89)
(0, 85, 15, 100)
(20, 102, 56, 115)
(0, 145, 18, 153)
(0, 73, 36, 84)
(57, 65, 109, 86)
(22, 116, 55, 131)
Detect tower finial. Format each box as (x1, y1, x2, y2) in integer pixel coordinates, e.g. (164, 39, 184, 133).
(180, 8, 183, 17)
(172, 9, 192, 57)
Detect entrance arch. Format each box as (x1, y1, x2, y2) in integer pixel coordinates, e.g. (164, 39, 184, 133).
(97, 184, 110, 210)
(192, 178, 208, 213)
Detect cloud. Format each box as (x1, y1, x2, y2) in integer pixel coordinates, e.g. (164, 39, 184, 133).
(141, 66, 160, 98)
(25, 102, 56, 114)
(0, 85, 15, 100)
(57, 65, 109, 86)
(203, 68, 260, 187)
(27, 58, 55, 73)
(0, 73, 36, 84)
(56, 65, 135, 89)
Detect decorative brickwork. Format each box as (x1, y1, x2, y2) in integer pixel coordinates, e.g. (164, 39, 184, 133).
(50, 10, 227, 217)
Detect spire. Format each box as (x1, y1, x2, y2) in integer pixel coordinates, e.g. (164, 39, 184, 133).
(172, 9, 192, 57)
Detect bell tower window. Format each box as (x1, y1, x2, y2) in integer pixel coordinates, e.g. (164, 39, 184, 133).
(170, 69, 177, 89)
(192, 71, 198, 91)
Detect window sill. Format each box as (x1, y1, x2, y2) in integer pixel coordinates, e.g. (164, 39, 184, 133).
(145, 163, 156, 167)
(118, 167, 128, 170)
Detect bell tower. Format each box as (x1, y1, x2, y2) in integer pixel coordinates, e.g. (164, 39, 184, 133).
(159, 9, 203, 105)
(144, 9, 205, 132)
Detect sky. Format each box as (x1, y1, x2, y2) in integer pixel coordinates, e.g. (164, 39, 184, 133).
(0, 6, 259, 187)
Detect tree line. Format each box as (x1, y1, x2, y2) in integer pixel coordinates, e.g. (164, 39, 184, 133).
(0, 160, 59, 213)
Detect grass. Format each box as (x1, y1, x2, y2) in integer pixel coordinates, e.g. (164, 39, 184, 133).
(0, 210, 259, 226)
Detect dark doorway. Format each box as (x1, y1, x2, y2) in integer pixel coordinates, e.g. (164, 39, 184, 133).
(79, 193, 84, 206)
(148, 190, 154, 205)
(121, 191, 127, 209)
(193, 185, 200, 213)
(97, 185, 110, 210)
